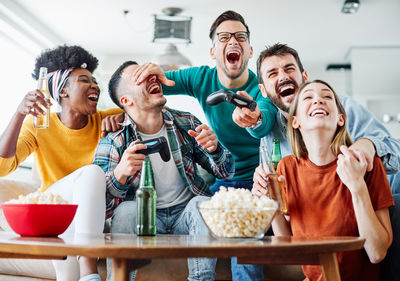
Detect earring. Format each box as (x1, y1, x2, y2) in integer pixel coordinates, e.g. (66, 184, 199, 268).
(60, 94, 67, 98)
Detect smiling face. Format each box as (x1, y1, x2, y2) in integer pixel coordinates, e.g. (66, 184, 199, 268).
(61, 68, 100, 115)
(210, 20, 253, 80)
(119, 64, 166, 110)
(292, 82, 344, 133)
(258, 54, 307, 114)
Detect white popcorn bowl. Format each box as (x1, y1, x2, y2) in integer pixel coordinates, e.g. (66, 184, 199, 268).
(197, 201, 278, 239)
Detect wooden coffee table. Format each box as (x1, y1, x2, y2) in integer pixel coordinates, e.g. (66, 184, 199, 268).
(0, 232, 364, 281)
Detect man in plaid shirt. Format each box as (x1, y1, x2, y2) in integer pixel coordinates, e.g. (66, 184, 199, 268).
(93, 61, 234, 281)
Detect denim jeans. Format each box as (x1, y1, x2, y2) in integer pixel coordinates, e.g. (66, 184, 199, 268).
(107, 196, 216, 281)
(209, 179, 264, 281)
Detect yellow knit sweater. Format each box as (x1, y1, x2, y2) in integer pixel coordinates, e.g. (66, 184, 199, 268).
(0, 108, 122, 191)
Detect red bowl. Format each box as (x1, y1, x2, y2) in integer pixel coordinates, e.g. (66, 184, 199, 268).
(1, 204, 78, 237)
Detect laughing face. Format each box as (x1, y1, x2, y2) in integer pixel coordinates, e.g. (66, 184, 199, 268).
(292, 82, 344, 133)
(259, 54, 307, 114)
(210, 20, 253, 80)
(62, 68, 100, 115)
(120, 64, 166, 110)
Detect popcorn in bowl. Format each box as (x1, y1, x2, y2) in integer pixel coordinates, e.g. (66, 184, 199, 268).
(197, 187, 278, 238)
(6, 191, 69, 204)
(2, 192, 77, 236)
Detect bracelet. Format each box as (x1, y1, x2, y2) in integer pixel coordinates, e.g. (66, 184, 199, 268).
(249, 114, 263, 129)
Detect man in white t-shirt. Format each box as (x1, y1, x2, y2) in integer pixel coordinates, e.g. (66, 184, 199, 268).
(93, 61, 234, 281)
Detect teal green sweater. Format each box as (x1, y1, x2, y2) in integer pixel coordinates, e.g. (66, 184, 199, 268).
(164, 66, 277, 181)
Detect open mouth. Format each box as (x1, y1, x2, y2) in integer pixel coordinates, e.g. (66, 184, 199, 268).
(88, 94, 99, 102)
(226, 50, 241, 65)
(277, 81, 297, 97)
(310, 108, 329, 117)
(147, 82, 162, 95)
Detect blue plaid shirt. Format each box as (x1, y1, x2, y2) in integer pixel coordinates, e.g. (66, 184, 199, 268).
(93, 108, 234, 218)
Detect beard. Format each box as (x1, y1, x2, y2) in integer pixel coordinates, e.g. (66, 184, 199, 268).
(268, 94, 290, 113)
(267, 78, 305, 113)
(220, 59, 248, 80)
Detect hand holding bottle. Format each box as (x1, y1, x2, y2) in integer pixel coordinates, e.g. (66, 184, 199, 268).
(258, 145, 287, 214)
(17, 89, 51, 117)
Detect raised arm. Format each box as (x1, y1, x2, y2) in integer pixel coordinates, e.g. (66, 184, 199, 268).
(0, 89, 48, 157)
(190, 116, 234, 180)
(239, 91, 277, 139)
(342, 95, 400, 174)
(337, 146, 393, 263)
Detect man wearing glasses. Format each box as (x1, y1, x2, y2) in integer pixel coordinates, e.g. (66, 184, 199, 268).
(132, 10, 274, 281)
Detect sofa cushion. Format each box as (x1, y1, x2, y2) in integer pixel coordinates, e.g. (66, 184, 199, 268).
(0, 258, 55, 280)
(0, 179, 38, 232)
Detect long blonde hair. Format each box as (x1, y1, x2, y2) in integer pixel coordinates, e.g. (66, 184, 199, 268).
(287, 80, 352, 159)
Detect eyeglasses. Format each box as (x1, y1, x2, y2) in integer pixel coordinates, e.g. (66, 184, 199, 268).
(216, 32, 249, 43)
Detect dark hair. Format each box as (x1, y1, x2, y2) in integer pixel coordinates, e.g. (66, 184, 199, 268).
(256, 43, 304, 84)
(32, 45, 98, 79)
(108, 61, 138, 108)
(209, 10, 250, 41)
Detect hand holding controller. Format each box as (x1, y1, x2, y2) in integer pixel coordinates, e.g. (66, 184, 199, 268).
(206, 89, 257, 111)
(136, 136, 171, 162)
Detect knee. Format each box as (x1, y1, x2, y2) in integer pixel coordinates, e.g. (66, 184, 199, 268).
(83, 165, 105, 182)
(186, 196, 210, 235)
(186, 196, 209, 211)
(111, 201, 137, 234)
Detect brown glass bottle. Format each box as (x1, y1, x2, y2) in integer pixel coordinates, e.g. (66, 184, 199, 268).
(33, 67, 50, 129)
(259, 145, 287, 214)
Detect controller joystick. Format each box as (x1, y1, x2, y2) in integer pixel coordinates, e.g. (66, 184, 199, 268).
(206, 89, 257, 111)
(136, 137, 171, 162)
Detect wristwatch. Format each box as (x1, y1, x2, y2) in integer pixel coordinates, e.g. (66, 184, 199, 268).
(249, 113, 263, 130)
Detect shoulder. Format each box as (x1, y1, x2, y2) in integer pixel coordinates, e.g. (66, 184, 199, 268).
(281, 155, 299, 166)
(100, 126, 129, 148)
(97, 108, 124, 119)
(278, 155, 300, 173)
(166, 65, 213, 78)
(163, 107, 199, 129)
(164, 107, 198, 121)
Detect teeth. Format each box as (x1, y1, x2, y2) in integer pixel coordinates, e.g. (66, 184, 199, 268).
(279, 85, 294, 92)
(88, 94, 98, 101)
(227, 50, 240, 55)
(148, 84, 160, 94)
(310, 109, 327, 116)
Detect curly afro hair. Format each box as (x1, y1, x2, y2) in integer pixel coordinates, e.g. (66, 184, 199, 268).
(32, 45, 98, 79)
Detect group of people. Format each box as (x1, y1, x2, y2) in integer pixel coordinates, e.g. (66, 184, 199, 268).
(0, 9, 398, 281)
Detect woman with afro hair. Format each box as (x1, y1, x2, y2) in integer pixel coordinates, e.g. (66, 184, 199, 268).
(0, 45, 123, 281)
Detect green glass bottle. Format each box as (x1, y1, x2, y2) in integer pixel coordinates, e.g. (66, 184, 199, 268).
(271, 138, 282, 170)
(136, 158, 156, 236)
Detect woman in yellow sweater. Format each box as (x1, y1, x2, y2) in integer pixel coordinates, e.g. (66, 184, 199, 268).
(0, 45, 121, 281)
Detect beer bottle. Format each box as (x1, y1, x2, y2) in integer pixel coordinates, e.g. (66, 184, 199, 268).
(33, 67, 50, 129)
(136, 158, 156, 236)
(260, 145, 287, 214)
(271, 138, 282, 170)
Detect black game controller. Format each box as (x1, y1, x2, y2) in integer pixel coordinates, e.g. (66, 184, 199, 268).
(136, 137, 171, 162)
(206, 89, 257, 111)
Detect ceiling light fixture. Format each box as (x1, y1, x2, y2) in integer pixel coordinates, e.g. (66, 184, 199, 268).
(152, 7, 192, 71)
(326, 63, 352, 71)
(341, 0, 360, 14)
(153, 7, 192, 44)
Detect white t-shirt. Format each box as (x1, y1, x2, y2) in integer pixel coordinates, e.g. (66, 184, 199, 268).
(139, 125, 193, 209)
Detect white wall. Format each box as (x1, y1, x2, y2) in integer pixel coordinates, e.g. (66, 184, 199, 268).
(349, 47, 400, 138)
